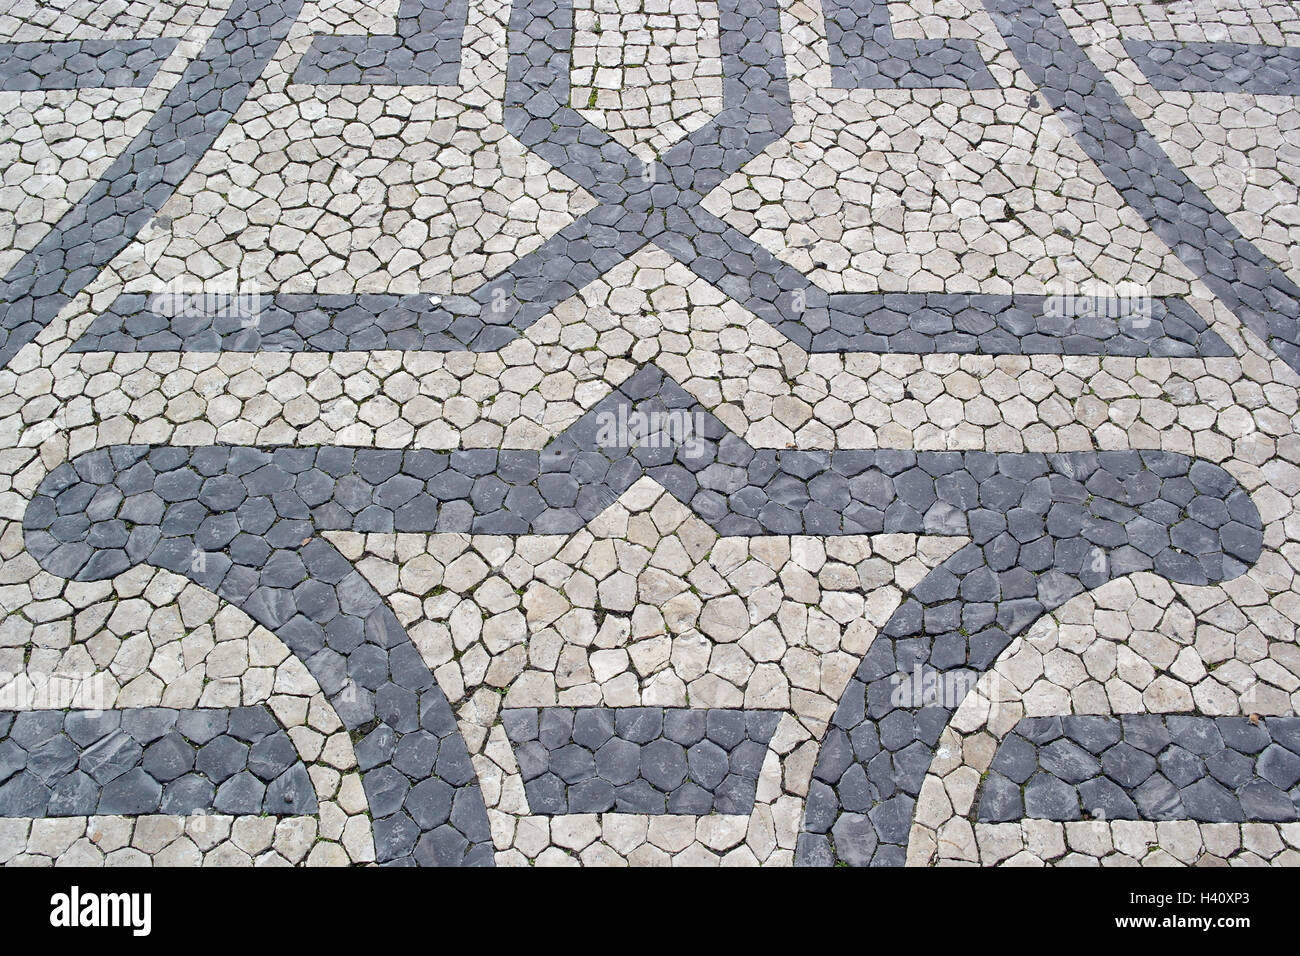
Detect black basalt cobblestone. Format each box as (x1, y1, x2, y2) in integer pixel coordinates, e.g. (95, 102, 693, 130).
(979, 716, 1300, 823)
(292, 0, 469, 85)
(822, 0, 996, 88)
(1124, 39, 1300, 95)
(0, 39, 179, 90)
(503, 707, 781, 814)
(0, 706, 317, 817)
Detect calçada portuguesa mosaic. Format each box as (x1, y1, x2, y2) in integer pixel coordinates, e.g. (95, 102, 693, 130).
(0, 0, 1297, 867)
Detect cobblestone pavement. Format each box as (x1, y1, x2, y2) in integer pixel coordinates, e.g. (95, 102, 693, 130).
(0, 0, 1298, 867)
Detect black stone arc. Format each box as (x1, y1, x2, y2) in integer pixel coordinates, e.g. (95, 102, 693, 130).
(25, 446, 496, 867)
(797, 452, 1264, 866)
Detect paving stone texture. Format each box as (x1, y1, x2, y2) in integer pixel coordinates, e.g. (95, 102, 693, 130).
(0, 0, 1298, 867)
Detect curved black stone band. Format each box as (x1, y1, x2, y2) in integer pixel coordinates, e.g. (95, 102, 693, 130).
(797, 452, 1263, 866)
(24, 449, 493, 867)
(71, 290, 1232, 358)
(0, 0, 305, 371)
(979, 715, 1300, 824)
(0, 706, 318, 818)
(502, 707, 781, 815)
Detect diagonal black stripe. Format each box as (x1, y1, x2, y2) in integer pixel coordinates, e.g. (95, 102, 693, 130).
(981, 0, 1300, 373)
(0, 0, 304, 369)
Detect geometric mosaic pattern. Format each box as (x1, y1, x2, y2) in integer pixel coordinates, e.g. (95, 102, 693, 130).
(0, 0, 1299, 869)
(0, 0, 304, 369)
